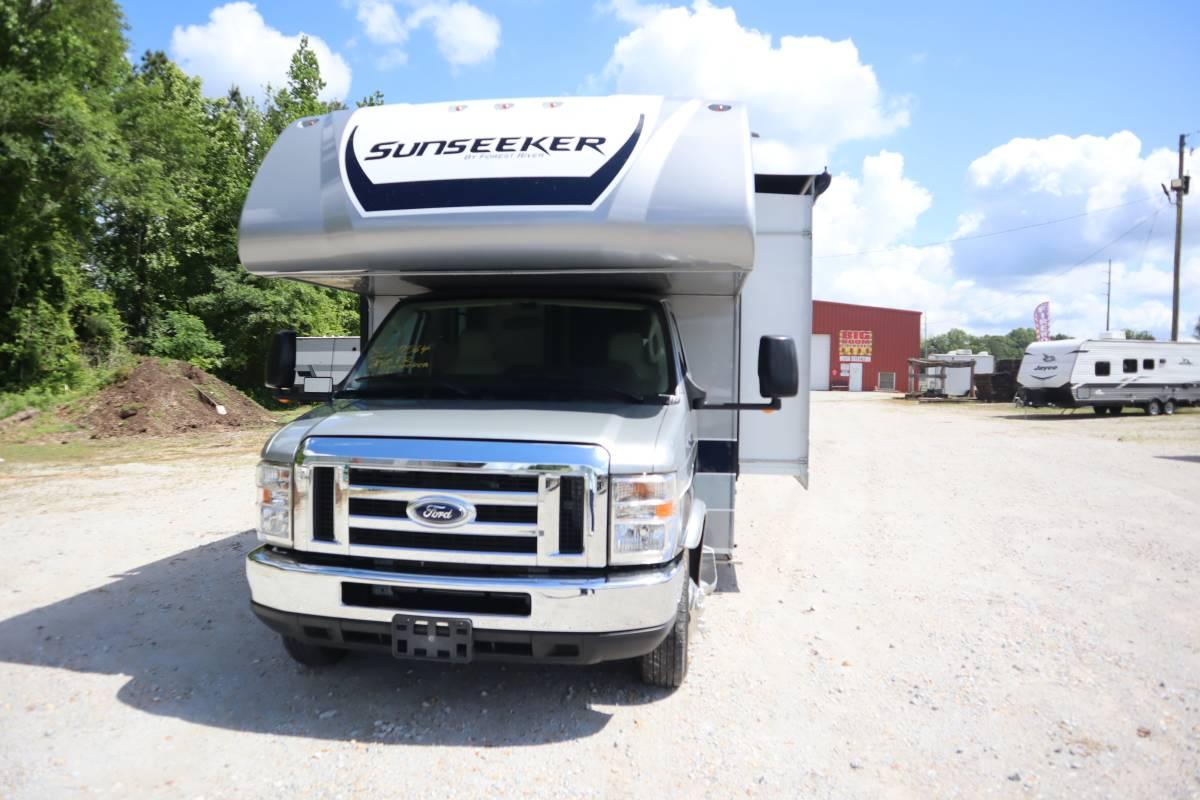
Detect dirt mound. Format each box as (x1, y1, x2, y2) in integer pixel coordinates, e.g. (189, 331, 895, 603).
(74, 359, 274, 438)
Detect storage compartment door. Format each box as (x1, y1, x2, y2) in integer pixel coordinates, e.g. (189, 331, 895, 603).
(738, 190, 812, 485)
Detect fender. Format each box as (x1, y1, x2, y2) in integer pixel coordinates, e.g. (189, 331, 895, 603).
(683, 497, 707, 551)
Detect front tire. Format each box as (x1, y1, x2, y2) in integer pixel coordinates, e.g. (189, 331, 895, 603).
(282, 635, 348, 667)
(639, 557, 690, 688)
(1147, 400, 1163, 416)
(1092, 406, 1108, 416)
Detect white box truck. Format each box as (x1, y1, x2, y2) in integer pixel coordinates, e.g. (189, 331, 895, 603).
(238, 96, 829, 686)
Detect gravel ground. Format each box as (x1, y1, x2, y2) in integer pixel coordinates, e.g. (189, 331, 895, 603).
(0, 394, 1197, 798)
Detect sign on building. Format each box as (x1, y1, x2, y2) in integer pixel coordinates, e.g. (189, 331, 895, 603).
(838, 329, 873, 376)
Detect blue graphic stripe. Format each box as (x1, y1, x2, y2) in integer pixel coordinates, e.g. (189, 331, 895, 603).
(345, 116, 644, 212)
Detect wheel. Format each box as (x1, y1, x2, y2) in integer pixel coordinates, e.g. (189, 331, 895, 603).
(1146, 400, 1162, 416)
(640, 556, 690, 688)
(1109, 405, 1123, 416)
(281, 634, 348, 667)
(1091, 406, 1107, 416)
(1163, 400, 1175, 415)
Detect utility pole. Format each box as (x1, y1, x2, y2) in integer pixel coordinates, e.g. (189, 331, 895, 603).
(1106, 258, 1112, 330)
(1169, 134, 1189, 340)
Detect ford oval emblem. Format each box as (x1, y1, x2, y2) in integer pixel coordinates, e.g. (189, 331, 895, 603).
(407, 496, 475, 528)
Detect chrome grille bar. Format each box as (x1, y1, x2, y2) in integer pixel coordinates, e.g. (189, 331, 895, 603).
(294, 437, 609, 567)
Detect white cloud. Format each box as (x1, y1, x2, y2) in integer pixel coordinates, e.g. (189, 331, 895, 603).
(171, 3, 351, 102)
(354, 1, 500, 69)
(814, 136, 1198, 340)
(957, 131, 1185, 278)
(356, 0, 409, 45)
(813, 152, 956, 321)
(597, 0, 907, 170)
(602, 0, 667, 25)
(591, 2, 1197, 338)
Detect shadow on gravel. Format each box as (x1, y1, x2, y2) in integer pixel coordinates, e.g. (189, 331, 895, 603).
(1156, 455, 1200, 464)
(999, 413, 1116, 421)
(0, 531, 667, 745)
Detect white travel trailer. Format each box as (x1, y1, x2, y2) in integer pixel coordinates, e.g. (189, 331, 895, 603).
(237, 95, 828, 685)
(1016, 333, 1200, 415)
(928, 350, 995, 397)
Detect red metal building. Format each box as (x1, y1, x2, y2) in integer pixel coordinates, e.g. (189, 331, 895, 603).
(812, 300, 922, 392)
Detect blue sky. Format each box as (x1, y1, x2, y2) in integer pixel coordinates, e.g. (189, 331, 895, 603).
(121, 0, 1200, 338)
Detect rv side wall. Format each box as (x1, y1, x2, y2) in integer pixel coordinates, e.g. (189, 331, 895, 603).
(671, 295, 739, 556)
(737, 191, 813, 484)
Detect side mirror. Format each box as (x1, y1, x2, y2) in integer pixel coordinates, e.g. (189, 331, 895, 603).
(265, 330, 297, 390)
(758, 335, 799, 398)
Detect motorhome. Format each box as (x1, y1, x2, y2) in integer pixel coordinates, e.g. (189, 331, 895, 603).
(1016, 332, 1200, 415)
(238, 95, 828, 686)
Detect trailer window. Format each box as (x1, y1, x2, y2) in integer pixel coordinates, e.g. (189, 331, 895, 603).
(1142, 358, 1154, 370)
(1122, 359, 1137, 374)
(1095, 361, 1110, 376)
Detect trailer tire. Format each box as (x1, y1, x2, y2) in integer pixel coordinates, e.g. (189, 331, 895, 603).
(281, 635, 348, 667)
(639, 558, 690, 689)
(1147, 400, 1163, 416)
(1110, 405, 1123, 415)
(1163, 399, 1176, 415)
(1091, 406, 1107, 416)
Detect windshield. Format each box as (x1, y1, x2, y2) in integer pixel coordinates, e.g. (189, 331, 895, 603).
(341, 298, 674, 403)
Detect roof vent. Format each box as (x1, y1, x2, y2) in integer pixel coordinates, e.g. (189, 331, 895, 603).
(1097, 330, 1127, 339)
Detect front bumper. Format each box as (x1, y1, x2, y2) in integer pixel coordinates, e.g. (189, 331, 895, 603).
(252, 603, 673, 664)
(245, 545, 686, 635)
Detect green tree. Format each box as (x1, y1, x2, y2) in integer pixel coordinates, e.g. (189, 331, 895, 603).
(146, 310, 225, 370)
(922, 328, 975, 356)
(1194, 315, 1199, 339)
(192, 36, 357, 391)
(261, 36, 344, 146)
(922, 326, 1068, 360)
(0, 0, 129, 388)
(357, 90, 385, 107)
(97, 52, 211, 339)
(2, 22, 373, 401)
(1123, 329, 1155, 340)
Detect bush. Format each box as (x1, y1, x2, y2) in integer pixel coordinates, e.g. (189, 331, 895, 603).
(145, 311, 225, 371)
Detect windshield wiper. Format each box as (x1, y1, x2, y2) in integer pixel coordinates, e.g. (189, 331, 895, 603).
(342, 374, 477, 398)
(540, 378, 661, 404)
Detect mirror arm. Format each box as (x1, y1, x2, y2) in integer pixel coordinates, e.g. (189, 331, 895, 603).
(691, 397, 783, 411)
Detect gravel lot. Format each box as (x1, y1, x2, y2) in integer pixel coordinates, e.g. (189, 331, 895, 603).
(1, 394, 1197, 798)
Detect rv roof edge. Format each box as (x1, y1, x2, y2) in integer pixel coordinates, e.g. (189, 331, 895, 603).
(238, 95, 824, 297)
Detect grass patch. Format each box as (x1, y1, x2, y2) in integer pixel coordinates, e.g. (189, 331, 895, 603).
(0, 428, 268, 467)
(0, 359, 136, 421)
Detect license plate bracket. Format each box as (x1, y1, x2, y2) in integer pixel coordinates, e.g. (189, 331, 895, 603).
(392, 614, 473, 663)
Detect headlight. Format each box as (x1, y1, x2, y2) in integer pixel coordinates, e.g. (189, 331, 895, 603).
(256, 462, 292, 543)
(610, 474, 683, 565)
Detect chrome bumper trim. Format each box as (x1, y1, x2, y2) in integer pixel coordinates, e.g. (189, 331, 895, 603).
(245, 546, 685, 633)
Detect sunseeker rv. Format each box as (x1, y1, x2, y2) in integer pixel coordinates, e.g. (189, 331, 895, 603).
(238, 96, 828, 686)
(1016, 332, 1200, 415)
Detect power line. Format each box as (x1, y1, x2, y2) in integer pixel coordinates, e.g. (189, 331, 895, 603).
(968, 214, 1156, 319)
(814, 195, 1158, 259)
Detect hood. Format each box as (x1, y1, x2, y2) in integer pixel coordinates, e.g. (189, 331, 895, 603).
(262, 398, 687, 474)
